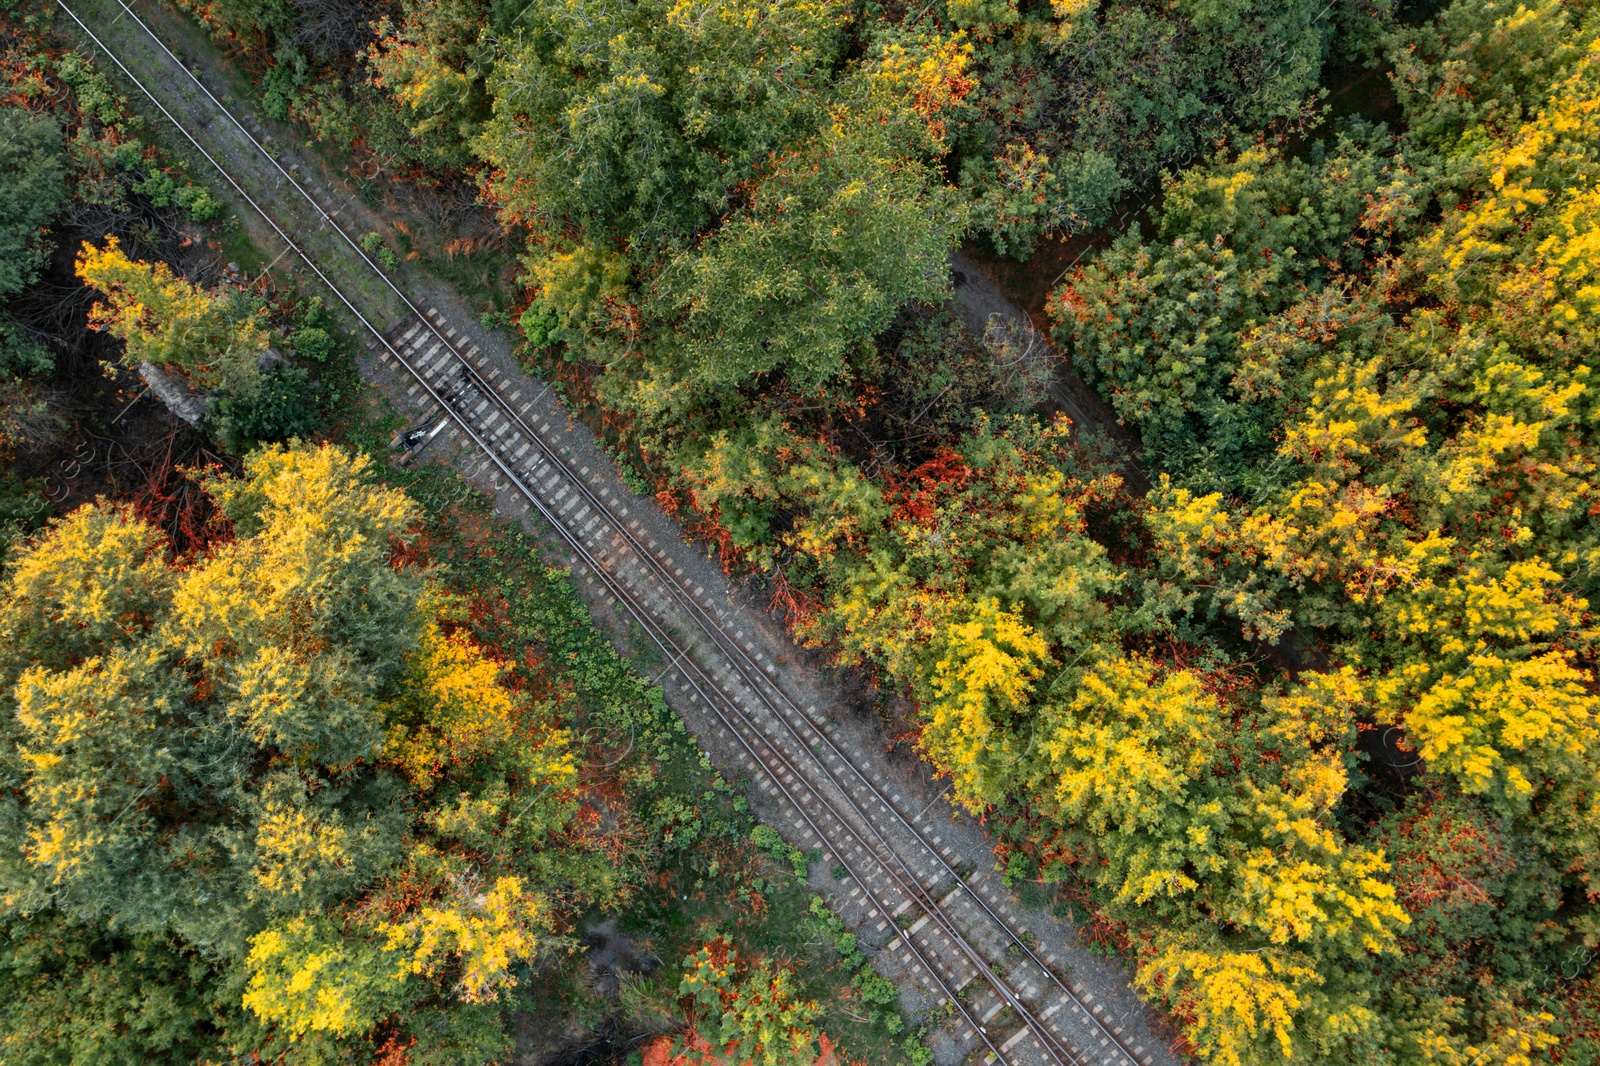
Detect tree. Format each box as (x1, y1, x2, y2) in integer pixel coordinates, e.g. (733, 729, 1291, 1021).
(1048, 127, 1419, 492)
(949, 0, 1363, 250)
(1072, 10, 1600, 1060)
(76, 237, 270, 392)
(368, 0, 493, 165)
(480, 0, 848, 253)
(657, 106, 965, 392)
(0, 915, 233, 1066)
(0, 443, 580, 1058)
(0, 106, 66, 299)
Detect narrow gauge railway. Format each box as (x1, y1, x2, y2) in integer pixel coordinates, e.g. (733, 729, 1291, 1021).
(53, 4, 1160, 1062)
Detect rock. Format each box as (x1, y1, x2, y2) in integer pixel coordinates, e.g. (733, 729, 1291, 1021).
(138, 362, 208, 426)
(257, 346, 285, 371)
(227, 261, 239, 274)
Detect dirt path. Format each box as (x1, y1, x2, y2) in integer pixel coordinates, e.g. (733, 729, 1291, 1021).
(951, 252, 1149, 495)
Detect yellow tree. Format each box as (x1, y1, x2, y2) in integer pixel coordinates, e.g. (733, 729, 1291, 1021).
(0, 442, 580, 1051)
(76, 237, 269, 391)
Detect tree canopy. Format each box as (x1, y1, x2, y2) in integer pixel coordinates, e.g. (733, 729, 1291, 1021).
(0, 106, 66, 300)
(0, 443, 588, 1060)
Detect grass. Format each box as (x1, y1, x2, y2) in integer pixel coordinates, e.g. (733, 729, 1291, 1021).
(216, 215, 268, 273)
(417, 244, 519, 318)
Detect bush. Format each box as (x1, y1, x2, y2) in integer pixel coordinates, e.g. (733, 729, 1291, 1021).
(291, 326, 336, 363)
(210, 366, 322, 453)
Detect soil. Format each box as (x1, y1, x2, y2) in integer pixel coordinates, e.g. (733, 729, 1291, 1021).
(582, 918, 659, 1001)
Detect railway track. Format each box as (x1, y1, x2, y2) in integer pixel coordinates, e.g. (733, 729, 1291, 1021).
(54, 4, 1165, 1063)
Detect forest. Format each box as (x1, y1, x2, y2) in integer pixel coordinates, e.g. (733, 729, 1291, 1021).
(0, 0, 1597, 1062)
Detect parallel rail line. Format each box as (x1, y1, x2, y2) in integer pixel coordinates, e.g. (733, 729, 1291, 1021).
(54, 4, 1157, 1062)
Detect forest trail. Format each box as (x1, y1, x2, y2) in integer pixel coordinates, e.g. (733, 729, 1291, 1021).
(55, 1, 1182, 1063)
(950, 252, 1150, 494)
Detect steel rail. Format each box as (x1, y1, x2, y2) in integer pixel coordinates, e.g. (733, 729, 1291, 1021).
(425, 350, 1115, 1065)
(58, 4, 1147, 1062)
(50, 3, 1027, 1062)
(435, 366, 1086, 1066)
(91, 2, 1097, 1039)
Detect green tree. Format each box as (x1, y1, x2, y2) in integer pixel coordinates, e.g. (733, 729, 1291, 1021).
(0, 106, 66, 299)
(949, 0, 1374, 251)
(1048, 126, 1419, 492)
(480, 0, 848, 254)
(657, 106, 965, 391)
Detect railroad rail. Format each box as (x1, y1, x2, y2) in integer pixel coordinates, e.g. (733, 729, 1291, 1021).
(54, 4, 1161, 1062)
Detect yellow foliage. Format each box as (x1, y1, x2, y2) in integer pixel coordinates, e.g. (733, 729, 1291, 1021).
(172, 443, 419, 663)
(1044, 657, 1408, 954)
(0, 503, 170, 654)
(1372, 559, 1599, 802)
(1138, 938, 1322, 1066)
(924, 597, 1050, 809)
(385, 598, 578, 791)
(252, 784, 359, 899)
(526, 244, 631, 330)
(1412, 988, 1560, 1066)
(1148, 478, 1302, 642)
(1418, 38, 1600, 352)
(75, 237, 269, 391)
(860, 30, 973, 150)
(380, 874, 551, 1002)
(243, 916, 407, 1037)
(1227, 781, 1406, 953)
(12, 645, 176, 889)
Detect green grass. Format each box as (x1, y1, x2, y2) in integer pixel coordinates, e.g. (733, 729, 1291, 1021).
(418, 245, 519, 317)
(217, 216, 268, 273)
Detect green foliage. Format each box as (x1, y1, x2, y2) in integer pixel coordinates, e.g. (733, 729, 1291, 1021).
(961, 141, 1077, 258)
(50, 51, 220, 224)
(0, 447, 420, 950)
(480, 0, 847, 252)
(291, 325, 336, 362)
(950, 0, 1367, 247)
(659, 106, 964, 391)
(210, 365, 324, 453)
(751, 823, 808, 881)
(1025, 3, 1600, 1060)
(132, 168, 225, 219)
(0, 106, 66, 299)
(1050, 124, 1419, 493)
(56, 0, 1598, 1061)
(369, 0, 494, 167)
(0, 915, 232, 1066)
(1389, 0, 1590, 151)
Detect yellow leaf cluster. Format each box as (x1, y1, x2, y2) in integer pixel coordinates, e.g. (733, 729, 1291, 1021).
(75, 237, 269, 392)
(379, 875, 550, 1002)
(925, 597, 1050, 809)
(1138, 939, 1322, 1066)
(242, 916, 407, 1037)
